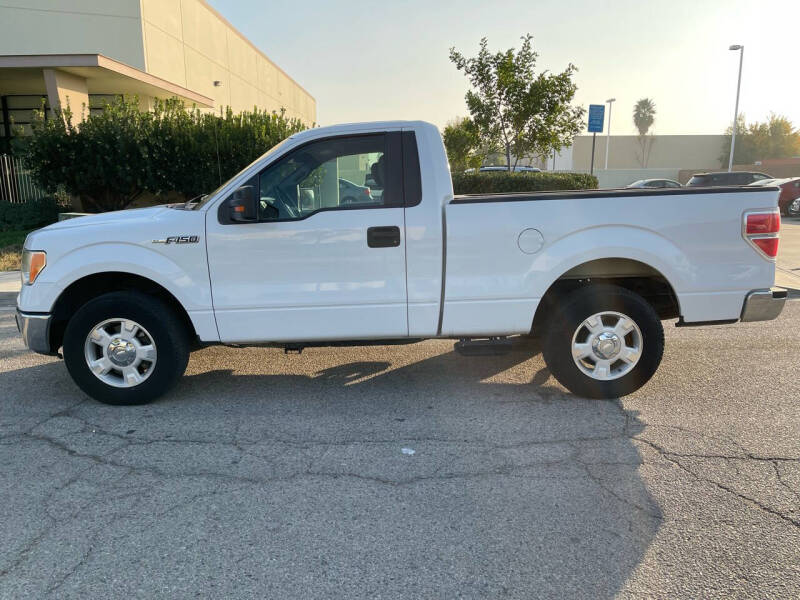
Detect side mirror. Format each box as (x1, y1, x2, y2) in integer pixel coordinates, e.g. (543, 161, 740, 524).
(228, 186, 256, 222)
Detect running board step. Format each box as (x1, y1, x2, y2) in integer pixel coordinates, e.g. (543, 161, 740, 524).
(454, 337, 513, 356)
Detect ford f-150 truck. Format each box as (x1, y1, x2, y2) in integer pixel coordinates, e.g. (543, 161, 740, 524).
(16, 121, 787, 405)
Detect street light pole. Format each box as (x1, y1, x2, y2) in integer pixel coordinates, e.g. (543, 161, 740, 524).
(728, 45, 744, 172)
(604, 98, 615, 170)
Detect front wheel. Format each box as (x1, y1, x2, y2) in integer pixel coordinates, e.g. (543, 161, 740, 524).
(63, 291, 190, 405)
(787, 198, 800, 218)
(541, 285, 664, 399)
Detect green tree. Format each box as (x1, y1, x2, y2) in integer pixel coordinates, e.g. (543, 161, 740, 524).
(449, 34, 585, 171)
(633, 98, 656, 168)
(21, 96, 306, 212)
(719, 114, 800, 167)
(763, 114, 800, 159)
(719, 114, 756, 165)
(442, 117, 485, 172)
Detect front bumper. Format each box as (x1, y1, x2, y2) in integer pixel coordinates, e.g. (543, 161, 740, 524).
(740, 288, 787, 322)
(15, 308, 55, 355)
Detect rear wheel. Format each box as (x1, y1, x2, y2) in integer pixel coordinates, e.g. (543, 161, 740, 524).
(541, 285, 664, 399)
(787, 198, 800, 218)
(63, 291, 189, 405)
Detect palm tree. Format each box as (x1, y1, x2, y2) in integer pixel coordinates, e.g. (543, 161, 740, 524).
(633, 98, 656, 135)
(633, 98, 656, 167)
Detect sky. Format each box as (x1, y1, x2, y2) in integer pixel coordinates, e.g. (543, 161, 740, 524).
(207, 0, 800, 136)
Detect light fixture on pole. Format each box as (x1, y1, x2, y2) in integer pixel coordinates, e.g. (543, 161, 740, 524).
(727, 45, 744, 172)
(604, 98, 616, 170)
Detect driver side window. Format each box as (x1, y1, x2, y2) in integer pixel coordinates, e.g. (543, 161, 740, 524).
(258, 134, 397, 221)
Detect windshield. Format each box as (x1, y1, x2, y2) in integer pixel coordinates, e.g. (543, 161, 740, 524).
(190, 137, 295, 210)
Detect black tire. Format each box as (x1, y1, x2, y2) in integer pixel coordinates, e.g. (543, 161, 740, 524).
(63, 291, 190, 405)
(541, 284, 664, 399)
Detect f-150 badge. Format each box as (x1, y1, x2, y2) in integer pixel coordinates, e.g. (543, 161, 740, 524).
(152, 235, 199, 244)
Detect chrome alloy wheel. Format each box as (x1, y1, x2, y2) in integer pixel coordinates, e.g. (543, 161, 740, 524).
(83, 318, 157, 388)
(571, 311, 643, 381)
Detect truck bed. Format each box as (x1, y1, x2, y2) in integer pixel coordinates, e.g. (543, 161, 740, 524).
(440, 185, 780, 336)
(451, 185, 777, 204)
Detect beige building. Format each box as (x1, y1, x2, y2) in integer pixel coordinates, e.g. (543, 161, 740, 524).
(543, 134, 730, 188)
(570, 134, 727, 172)
(0, 0, 315, 147)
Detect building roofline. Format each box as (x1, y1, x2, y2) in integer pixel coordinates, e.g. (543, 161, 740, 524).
(0, 53, 214, 107)
(196, 0, 314, 102)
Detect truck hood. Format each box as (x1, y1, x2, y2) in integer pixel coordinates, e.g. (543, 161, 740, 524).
(39, 205, 178, 232)
(24, 204, 204, 253)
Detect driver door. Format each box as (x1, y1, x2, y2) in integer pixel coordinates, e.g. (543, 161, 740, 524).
(205, 133, 408, 343)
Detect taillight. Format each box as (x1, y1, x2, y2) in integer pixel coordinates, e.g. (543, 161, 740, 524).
(743, 210, 780, 259)
(751, 237, 779, 257)
(364, 187, 371, 196)
(745, 212, 780, 235)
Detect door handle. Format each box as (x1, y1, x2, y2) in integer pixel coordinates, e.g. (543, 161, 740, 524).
(367, 226, 401, 248)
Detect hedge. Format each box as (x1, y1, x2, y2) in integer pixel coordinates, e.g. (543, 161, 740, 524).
(0, 197, 68, 232)
(452, 172, 598, 195)
(20, 96, 307, 213)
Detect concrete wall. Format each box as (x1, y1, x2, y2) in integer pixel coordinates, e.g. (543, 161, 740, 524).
(0, 1, 146, 69)
(572, 134, 726, 171)
(139, 0, 316, 123)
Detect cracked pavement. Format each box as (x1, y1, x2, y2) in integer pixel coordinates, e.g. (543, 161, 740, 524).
(1, 300, 799, 598)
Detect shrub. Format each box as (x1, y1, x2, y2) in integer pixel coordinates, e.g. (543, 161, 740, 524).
(452, 171, 598, 195)
(20, 97, 307, 212)
(0, 197, 68, 232)
(0, 243, 22, 271)
(0, 230, 29, 271)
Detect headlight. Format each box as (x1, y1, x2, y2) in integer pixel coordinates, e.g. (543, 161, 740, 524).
(21, 250, 46, 285)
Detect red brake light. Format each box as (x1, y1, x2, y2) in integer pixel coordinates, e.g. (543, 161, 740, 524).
(751, 237, 779, 258)
(743, 210, 780, 259)
(745, 212, 780, 235)
(364, 187, 371, 196)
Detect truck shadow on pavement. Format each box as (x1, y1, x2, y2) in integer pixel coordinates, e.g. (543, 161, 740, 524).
(1, 340, 661, 598)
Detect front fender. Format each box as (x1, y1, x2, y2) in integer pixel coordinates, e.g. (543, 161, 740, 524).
(21, 242, 213, 315)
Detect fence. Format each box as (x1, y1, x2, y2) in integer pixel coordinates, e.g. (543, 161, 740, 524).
(0, 154, 48, 203)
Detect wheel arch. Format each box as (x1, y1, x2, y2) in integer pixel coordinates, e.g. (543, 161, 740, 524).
(531, 257, 681, 336)
(48, 272, 198, 353)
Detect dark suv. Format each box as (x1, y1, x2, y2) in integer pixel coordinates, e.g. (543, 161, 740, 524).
(686, 171, 771, 186)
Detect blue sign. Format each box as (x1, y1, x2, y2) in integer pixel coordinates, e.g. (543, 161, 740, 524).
(588, 104, 605, 133)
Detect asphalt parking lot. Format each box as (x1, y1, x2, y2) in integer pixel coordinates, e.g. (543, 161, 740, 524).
(1, 225, 799, 598)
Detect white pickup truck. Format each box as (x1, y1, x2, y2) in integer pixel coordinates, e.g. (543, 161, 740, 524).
(16, 121, 786, 405)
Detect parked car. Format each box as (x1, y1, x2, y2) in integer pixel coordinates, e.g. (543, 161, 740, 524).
(747, 177, 800, 216)
(339, 178, 374, 204)
(478, 166, 542, 173)
(687, 171, 771, 187)
(626, 179, 682, 189)
(16, 121, 785, 405)
(296, 178, 374, 210)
